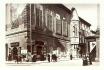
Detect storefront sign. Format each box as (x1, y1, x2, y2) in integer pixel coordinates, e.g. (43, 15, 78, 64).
(21, 50, 27, 54)
(35, 41, 44, 45)
(11, 42, 19, 47)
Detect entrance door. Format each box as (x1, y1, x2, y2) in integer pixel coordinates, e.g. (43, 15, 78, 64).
(13, 47, 18, 60)
(37, 46, 42, 55)
(36, 46, 42, 60)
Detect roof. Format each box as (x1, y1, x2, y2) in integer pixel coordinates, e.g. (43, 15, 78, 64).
(46, 4, 72, 14)
(91, 30, 96, 34)
(56, 4, 72, 14)
(79, 17, 91, 26)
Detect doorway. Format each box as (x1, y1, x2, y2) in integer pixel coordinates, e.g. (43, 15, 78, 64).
(37, 46, 42, 55)
(12, 47, 18, 60)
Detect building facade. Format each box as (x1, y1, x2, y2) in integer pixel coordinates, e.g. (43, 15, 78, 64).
(79, 17, 91, 57)
(70, 8, 92, 58)
(5, 4, 72, 61)
(70, 8, 80, 58)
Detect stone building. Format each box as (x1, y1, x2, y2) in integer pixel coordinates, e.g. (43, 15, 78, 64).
(70, 8, 91, 58)
(70, 7, 80, 58)
(5, 4, 72, 61)
(79, 17, 91, 57)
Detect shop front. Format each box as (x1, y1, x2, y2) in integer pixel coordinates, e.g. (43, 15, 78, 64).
(7, 42, 21, 61)
(32, 41, 47, 61)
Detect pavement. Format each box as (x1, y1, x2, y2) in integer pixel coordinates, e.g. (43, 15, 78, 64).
(5, 57, 99, 66)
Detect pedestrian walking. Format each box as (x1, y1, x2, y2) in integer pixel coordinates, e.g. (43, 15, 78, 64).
(8, 53, 12, 62)
(70, 54, 72, 60)
(82, 54, 87, 66)
(47, 53, 50, 62)
(89, 53, 92, 65)
(18, 54, 22, 63)
(15, 55, 18, 64)
(51, 54, 54, 62)
(86, 55, 90, 65)
(54, 54, 57, 62)
(32, 54, 36, 62)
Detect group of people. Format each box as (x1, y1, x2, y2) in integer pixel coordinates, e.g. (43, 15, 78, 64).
(47, 54, 57, 62)
(8, 53, 23, 63)
(8, 52, 93, 66)
(82, 53, 92, 66)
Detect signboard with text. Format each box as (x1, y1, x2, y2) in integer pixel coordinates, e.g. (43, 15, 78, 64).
(11, 42, 19, 47)
(71, 37, 79, 44)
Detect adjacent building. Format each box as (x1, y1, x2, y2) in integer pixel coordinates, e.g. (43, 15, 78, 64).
(70, 8, 80, 58)
(70, 8, 92, 58)
(79, 17, 91, 57)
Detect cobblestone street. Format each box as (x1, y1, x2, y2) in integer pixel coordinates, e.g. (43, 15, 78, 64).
(5, 57, 99, 66)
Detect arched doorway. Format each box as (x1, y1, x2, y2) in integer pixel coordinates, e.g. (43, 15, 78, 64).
(37, 46, 42, 55)
(12, 47, 18, 60)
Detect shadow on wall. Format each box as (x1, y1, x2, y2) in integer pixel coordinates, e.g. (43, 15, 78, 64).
(33, 24, 68, 54)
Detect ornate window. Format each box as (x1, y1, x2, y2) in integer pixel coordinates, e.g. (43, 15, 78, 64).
(47, 14, 52, 30)
(56, 14, 61, 34)
(56, 19, 61, 34)
(36, 8, 42, 27)
(39, 9, 42, 27)
(63, 20, 67, 36)
(36, 8, 39, 27)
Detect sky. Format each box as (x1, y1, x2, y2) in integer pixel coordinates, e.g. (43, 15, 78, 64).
(64, 4, 98, 31)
